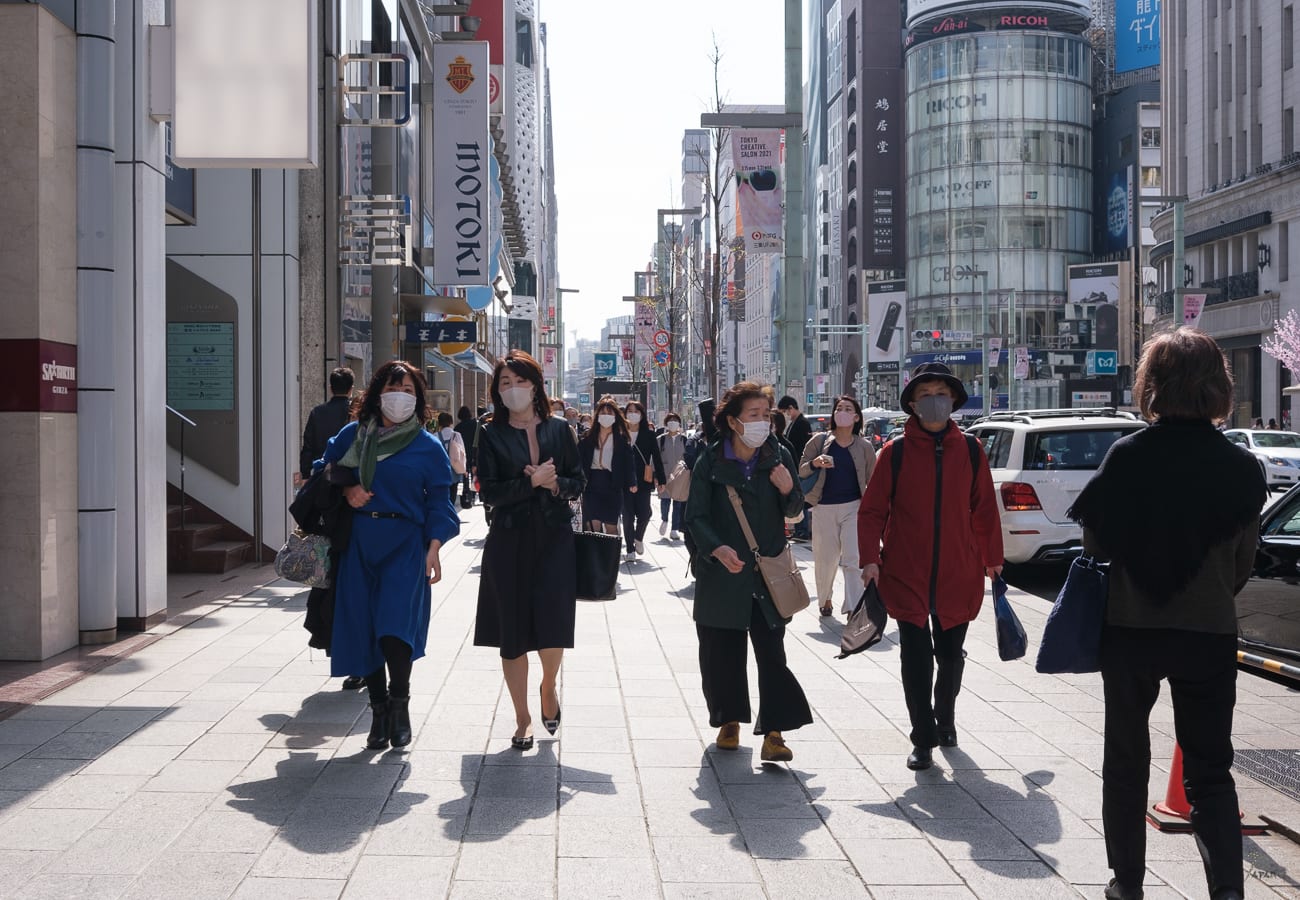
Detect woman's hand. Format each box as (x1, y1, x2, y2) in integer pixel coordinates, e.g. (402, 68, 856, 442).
(527, 459, 557, 490)
(712, 545, 745, 574)
(986, 565, 1003, 579)
(769, 464, 794, 495)
(861, 563, 880, 587)
(345, 485, 373, 508)
(427, 540, 443, 584)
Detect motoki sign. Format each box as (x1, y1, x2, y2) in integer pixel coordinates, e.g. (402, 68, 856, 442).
(432, 42, 491, 286)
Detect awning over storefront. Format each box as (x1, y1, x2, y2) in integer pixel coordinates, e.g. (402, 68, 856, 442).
(423, 347, 493, 375)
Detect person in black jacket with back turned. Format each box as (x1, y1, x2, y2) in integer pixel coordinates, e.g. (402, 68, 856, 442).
(298, 367, 355, 486)
(622, 399, 666, 561)
(778, 396, 813, 540)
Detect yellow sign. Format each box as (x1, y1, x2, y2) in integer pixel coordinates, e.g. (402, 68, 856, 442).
(437, 315, 473, 356)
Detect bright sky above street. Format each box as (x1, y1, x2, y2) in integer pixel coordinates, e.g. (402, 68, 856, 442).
(541, 1, 789, 341)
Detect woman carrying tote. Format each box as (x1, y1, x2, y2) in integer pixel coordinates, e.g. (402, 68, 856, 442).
(1067, 329, 1264, 900)
(474, 351, 587, 751)
(578, 397, 636, 535)
(321, 360, 461, 751)
(799, 395, 877, 617)
(656, 412, 692, 540)
(623, 399, 666, 561)
(685, 381, 812, 762)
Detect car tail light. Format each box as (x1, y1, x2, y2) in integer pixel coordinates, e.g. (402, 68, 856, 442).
(1000, 482, 1043, 511)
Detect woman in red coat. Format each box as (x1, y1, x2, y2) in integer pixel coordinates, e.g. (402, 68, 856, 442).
(857, 363, 1003, 771)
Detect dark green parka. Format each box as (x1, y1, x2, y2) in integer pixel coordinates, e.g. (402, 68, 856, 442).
(685, 435, 805, 631)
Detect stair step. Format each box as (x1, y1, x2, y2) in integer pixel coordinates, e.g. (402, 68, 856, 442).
(166, 504, 197, 530)
(185, 540, 253, 574)
(168, 523, 225, 554)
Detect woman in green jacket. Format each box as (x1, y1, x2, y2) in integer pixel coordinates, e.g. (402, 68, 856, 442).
(685, 382, 812, 762)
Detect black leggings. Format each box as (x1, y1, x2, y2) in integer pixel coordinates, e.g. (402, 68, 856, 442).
(365, 635, 413, 703)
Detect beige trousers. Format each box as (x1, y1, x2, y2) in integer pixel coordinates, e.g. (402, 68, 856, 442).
(810, 500, 862, 613)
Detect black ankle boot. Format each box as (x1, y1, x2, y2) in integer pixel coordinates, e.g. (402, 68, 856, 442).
(389, 695, 412, 748)
(366, 701, 391, 751)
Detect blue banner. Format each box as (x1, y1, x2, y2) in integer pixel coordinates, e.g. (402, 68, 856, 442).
(594, 352, 618, 377)
(1115, 0, 1160, 74)
(404, 321, 477, 344)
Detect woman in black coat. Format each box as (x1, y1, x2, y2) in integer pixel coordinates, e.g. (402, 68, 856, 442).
(1068, 329, 1265, 900)
(578, 397, 636, 534)
(474, 351, 587, 751)
(622, 399, 665, 561)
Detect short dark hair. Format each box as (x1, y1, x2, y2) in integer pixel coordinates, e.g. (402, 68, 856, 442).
(625, 400, 645, 417)
(457, 405, 473, 422)
(777, 395, 799, 412)
(831, 394, 864, 435)
(329, 367, 355, 396)
(357, 361, 430, 425)
(1134, 328, 1234, 423)
(663, 412, 681, 425)
(715, 382, 772, 438)
(770, 410, 787, 439)
(437, 412, 453, 428)
(490, 350, 550, 423)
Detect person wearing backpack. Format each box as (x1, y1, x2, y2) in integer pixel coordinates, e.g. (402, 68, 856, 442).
(799, 395, 876, 617)
(856, 363, 1003, 771)
(436, 412, 468, 507)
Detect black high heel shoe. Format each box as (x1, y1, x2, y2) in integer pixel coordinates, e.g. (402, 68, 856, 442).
(540, 687, 561, 735)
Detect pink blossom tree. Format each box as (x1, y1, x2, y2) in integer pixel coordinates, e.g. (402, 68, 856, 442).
(1263, 309, 1300, 376)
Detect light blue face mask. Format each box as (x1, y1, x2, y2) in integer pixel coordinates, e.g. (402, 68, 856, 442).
(913, 394, 954, 424)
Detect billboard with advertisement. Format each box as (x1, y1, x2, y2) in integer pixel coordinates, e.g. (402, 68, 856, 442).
(866, 281, 908, 373)
(906, 0, 1092, 28)
(1115, 0, 1161, 73)
(862, 68, 904, 271)
(431, 42, 491, 285)
(1102, 169, 1131, 253)
(1067, 263, 1121, 353)
(731, 130, 783, 255)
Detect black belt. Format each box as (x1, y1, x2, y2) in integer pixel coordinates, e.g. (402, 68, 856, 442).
(365, 511, 405, 519)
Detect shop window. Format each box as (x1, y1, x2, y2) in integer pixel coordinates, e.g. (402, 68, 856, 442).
(1141, 166, 1161, 187)
(1140, 127, 1161, 148)
(952, 222, 987, 250)
(516, 19, 534, 67)
(976, 35, 999, 72)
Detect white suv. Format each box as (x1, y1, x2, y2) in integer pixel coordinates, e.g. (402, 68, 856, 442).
(965, 409, 1146, 565)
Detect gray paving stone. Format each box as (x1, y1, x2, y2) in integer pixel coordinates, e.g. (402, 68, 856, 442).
(177, 732, 272, 761)
(897, 784, 991, 820)
(476, 764, 559, 799)
(120, 850, 253, 900)
(64, 709, 164, 736)
(642, 798, 740, 837)
(0, 806, 108, 851)
(465, 797, 557, 835)
(170, 809, 280, 853)
(0, 720, 75, 745)
(309, 761, 403, 799)
(721, 782, 820, 819)
(814, 801, 922, 841)
(16, 873, 134, 900)
(455, 833, 555, 881)
(231, 877, 345, 899)
(557, 857, 659, 898)
(1032, 836, 1112, 885)
(556, 814, 652, 858)
(948, 859, 1090, 900)
(792, 768, 890, 803)
(78, 746, 180, 778)
(341, 855, 455, 898)
(0, 757, 84, 791)
(751, 860, 873, 899)
(734, 816, 845, 860)
(842, 837, 962, 885)
(446, 882, 553, 900)
(142, 758, 247, 794)
(652, 833, 761, 883)
(916, 816, 1039, 861)
(27, 775, 149, 811)
(632, 738, 708, 768)
(660, 885, 768, 900)
(364, 810, 465, 856)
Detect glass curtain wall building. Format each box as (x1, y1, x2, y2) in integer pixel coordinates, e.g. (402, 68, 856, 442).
(904, 9, 1093, 405)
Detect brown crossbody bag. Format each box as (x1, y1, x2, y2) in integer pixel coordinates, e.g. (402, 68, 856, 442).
(724, 486, 811, 618)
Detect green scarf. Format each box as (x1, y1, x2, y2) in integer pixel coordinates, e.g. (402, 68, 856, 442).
(338, 416, 424, 490)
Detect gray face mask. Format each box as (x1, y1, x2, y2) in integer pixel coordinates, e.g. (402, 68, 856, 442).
(914, 394, 954, 424)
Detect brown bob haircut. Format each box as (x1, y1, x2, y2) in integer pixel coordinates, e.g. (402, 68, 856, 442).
(357, 360, 431, 425)
(713, 381, 772, 438)
(1133, 328, 1234, 423)
(490, 349, 551, 423)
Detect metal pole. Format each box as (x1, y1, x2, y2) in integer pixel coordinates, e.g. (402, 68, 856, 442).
(1173, 200, 1186, 327)
(1008, 287, 1016, 409)
(779, 0, 805, 400)
(981, 272, 991, 416)
(860, 318, 869, 405)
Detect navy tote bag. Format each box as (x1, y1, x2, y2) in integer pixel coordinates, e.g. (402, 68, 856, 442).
(1034, 556, 1107, 674)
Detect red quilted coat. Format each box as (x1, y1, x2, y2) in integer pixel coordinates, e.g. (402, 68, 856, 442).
(856, 419, 1004, 630)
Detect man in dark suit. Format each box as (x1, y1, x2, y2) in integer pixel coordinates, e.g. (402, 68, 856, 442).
(297, 367, 355, 488)
(778, 396, 813, 541)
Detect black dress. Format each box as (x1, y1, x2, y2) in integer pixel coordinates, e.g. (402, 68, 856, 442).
(579, 431, 635, 524)
(474, 416, 587, 659)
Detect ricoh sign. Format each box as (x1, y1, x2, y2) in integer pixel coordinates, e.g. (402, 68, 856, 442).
(925, 93, 988, 115)
(905, 0, 1091, 30)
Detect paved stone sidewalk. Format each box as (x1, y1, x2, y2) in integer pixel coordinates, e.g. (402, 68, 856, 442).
(2, 512, 1300, 898)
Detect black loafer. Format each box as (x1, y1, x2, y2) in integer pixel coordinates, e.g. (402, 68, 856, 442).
(938, 730, 958, 748)
(1103, 878, 1144, 900)
(906, 746, 933, 770)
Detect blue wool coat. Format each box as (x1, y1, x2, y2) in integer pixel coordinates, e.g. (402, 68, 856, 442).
(320, 423, 461, 677)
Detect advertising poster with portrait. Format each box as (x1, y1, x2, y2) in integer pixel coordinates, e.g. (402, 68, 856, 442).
(1067, 263, 1121, 353)
(866, 281, 907, 373)
(731, 129, 783, 255)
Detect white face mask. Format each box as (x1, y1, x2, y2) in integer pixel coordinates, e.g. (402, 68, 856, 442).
(666, 421, 681, 433)
(739, 420, 769, 449)
(380, 392, 417, 423)
(597, 414, 615, 428)
(500, 385, 534, 413)
(627, 412, 642, 426)
(834, 410, 857, 428)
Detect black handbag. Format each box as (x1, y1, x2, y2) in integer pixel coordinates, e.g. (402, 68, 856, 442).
(575, 531, 622, 601)
(836, 582, 888, 659)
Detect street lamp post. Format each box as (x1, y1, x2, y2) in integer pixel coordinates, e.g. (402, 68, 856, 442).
(556, 287, 579, 398)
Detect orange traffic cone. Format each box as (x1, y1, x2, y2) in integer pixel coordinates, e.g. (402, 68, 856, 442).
(1146, 742, 1266, 835)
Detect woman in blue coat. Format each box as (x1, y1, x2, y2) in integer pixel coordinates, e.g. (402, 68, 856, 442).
(321, 360, 461, 751)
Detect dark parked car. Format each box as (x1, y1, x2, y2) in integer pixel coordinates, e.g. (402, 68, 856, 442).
(1238, 484, 1300, 673)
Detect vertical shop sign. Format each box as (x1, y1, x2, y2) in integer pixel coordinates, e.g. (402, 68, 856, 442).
(432, 42, 491, 285)
(731, 129, 783, 255)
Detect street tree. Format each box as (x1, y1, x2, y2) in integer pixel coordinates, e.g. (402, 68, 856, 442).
(1263, 309, 1300, 376)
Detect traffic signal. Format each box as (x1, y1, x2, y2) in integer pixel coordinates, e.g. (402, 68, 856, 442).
(913, 329, 944, 348)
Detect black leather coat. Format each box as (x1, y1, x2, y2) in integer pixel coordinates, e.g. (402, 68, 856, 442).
(477, 416, 586, 529)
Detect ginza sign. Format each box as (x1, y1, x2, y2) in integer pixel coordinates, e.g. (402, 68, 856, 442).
(432, 42, 491, 286)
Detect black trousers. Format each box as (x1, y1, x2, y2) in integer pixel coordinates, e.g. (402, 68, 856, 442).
(623, 485, 653, 552)
(696, 598, 813, 735)
(897, 615, 968, 748)
(1100, 625, 1241, 895)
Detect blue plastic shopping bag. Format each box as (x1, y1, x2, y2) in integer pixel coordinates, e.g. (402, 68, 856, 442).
(993, 576, 1027, 662)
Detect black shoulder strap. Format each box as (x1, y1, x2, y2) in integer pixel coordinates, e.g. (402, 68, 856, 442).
(889, 432, 982, 506)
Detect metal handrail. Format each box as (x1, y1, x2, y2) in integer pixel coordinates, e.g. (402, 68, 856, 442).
(166, 406, 197, 531)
